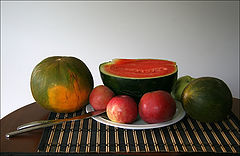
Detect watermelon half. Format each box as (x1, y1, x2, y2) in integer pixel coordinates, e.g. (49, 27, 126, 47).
(99, 59, 178, 100)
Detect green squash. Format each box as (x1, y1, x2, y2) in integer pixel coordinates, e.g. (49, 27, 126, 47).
(182, 77, 232, 122)
(30, 56, 93, 113)
(171, 75, 195, 101)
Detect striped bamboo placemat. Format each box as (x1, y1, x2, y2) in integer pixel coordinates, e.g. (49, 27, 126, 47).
(37, 108, 240, 154)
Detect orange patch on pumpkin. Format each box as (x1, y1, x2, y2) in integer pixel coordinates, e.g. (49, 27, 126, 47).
(48, 80, 89, 112)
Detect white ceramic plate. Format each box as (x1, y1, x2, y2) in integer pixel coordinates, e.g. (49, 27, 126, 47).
(86, 101, 185, 130)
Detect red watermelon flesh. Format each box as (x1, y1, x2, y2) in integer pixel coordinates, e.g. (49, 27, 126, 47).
(103, 59, 176, 78)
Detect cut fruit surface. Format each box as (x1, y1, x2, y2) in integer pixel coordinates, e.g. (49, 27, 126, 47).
(101, 59, 177, 78)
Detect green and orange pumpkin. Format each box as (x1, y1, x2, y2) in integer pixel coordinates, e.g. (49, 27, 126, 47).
(30, 56, 93, 113)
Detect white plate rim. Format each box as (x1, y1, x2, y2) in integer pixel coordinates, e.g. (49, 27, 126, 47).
(86, 101, 185, 129)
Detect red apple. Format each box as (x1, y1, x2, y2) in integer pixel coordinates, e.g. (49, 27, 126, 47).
(139, 90, 176, 123)
(89, 85, 115, 110)
(106, 95, 138, 124)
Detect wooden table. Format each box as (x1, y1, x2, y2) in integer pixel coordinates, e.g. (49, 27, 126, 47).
(1, 98, 239, 154)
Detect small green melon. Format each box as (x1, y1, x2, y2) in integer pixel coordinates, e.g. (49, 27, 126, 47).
(182, 77, 232, 122)
(171, 75, 195, 101)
